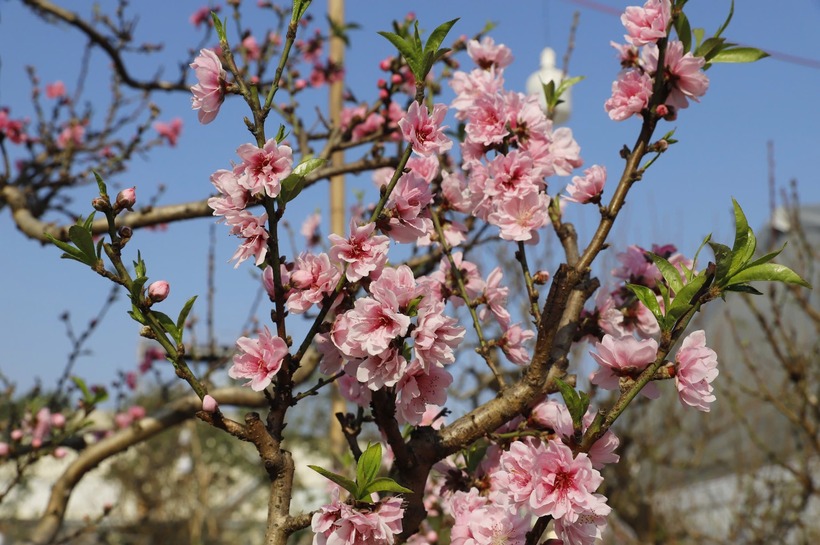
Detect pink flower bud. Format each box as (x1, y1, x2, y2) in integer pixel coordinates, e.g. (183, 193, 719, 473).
(0, 442, 9, 456)
(10, 429, 23, 441)
(148, 281, 170, 303)
(202, 395, 218, 413)
(379, 58, 392, 71)
(390, 74, 403, 85)
(51, 413, 66, 428)
(53, 447, 68, 459)
(295, 79, 307, 90)
(128, 405, 147, 420)
(114, 413, 132, 429)
(115, 187, 136, 211)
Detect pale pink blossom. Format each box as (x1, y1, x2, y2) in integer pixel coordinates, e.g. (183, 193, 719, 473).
(398, 102, 452, 157)
(190, 48, 226, 124)
(468, 502, 529, 545)
(547, 127, 584, 176)
(423, 252, 485, 305)
(370, 265, 420, 309)
(209, 169, 250, 214)
(384, 171, 434, 243)
(338, 294, 410, 357)
(301, 212, 322, 245)
(529, 440, 610, 522)
(675, 330, 718, 411)
(479, 266, 511, 328)
(154, 118, 183, 146)
(329, 221, 390, 282)
(604, 68, 653, 121)
(236, 138, 293, 198)
(463, 92, 509, 146)
(499, 323, 535, 365)
(412, 299, 465, 370)
(353, 348, 409, 391)
(565, 164, 606, 204)
(495, 439, 546, 505)
(488, 189, 550, 243)
(611, 41, 640, 67)
(405, 155, 440, 183)
(395, 362, 453, 425)
(312, 489, 404, 545)
(621, 0, 671, 46)
(45, 81, 66, 99)
(228, 212, 269, 268)
(644, 40, 709, 109)
(190, 5, 217, 27)
(242, 35, 261, 61)
(228, 327, 288, 391)
(612, 245, 660, 288)
(57, 123, 84, 148)
(286, 252, 341, 314)
(555, 514, 608, 545)
(449, 68, 505, 119)
(590, 334, 660, 398)
(467, 36, 514, 70)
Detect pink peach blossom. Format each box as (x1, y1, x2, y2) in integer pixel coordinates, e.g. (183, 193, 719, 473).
(467, 36, 514, 70)
(605, 68, 653, 121)
(675, 330, 719, 411)
(236, 138, 293, 198)
(190, 48, 226, 124)
(154, 118, 183, 146)
(229, 327, 288, 391)
(329, 221, 390, 282)
(565, 164, 606, 204)
(398, 102, 452, 157)
(621, 0, 671, 46)
(590, 334, 660, 398)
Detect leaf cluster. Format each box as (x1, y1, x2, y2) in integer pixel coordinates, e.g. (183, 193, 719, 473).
(378, 18, 458, 83)
(309, 443, 412, 503)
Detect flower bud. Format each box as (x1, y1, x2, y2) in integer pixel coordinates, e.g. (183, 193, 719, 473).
(51, 413, 66, 428)
(53, 447, 68, 459)
(0, 442, 9, 456)
(10, 429, 23, 441)
(533, 270, 551, 285)
(147, 280, 170, 303)
(115, 187, 136, 211)
(202, 394, 218, 413)
(92, 197, 112, 213)
(118, 226, 133, 240)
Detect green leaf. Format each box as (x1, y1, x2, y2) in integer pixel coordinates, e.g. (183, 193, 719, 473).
(555, 378, 585, 430)
(694, 36, 727, 61)
(131, 276, 148, 301)
(359, 477, 413, 498)
(356, 443, 382, 491)
(674, 11, 692, 52)
(176, 295, 198, 334)
(726, 263, 811, 288)
(44, 233, 88, 263)
(724, 284, 763, 295)
(129, 304, 148, 325)
(708, 241, 732, 285)
(292, 0, 312, 22)
(134, 251, 147, 278)
(715, 0, 734, 39)
(211, 12, 227, 42)
(463, 440, 488, 474)
(95, 237, 105, 259)
(743, 243, 785, 270)
(555, 75, 585, 98)
(666, 270, 711, 324)
(692, 27, 705, 50)
(423, 18, 459, 60)
(647, 253, 684, 295)
(274, 124, 288, 144)
(378, 31, 420, 78)
(710, 46, 769, 64)
(280, 157, 326, 204)
(82, 212, 96, 231)
(728, 199, 756, 276)
(153, 311, 180, 343)
(309, 465, 358, 497)
(93, 171, 109, 198)
(68, 225, 97, 264)
(626, 284, 664, 323)
(71, 376, 90, 399)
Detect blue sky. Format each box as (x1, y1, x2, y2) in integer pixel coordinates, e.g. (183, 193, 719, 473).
(0, 0, 818, 392)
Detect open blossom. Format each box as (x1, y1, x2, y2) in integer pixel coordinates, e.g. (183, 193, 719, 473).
(395, 362, 453, 425)
(228, 327, 287, 391)
(45, 81, 66, 99)
(154, 118, 183, 146)
(329, 221, 390, 282)
(286, 252, 341, 314)
(605, 68, 653, 121)
(398, 101, 452, 157)
(590, 334, 660, 398)
(236, 138, 293, 198)
(467, 36, 514, 70)
(621, 0, 671, 46)
(190, 48, 226, 124)
(675, 330, 719, 411)
(644, 40, 709, 109)
(411, 299, 465, 371)
(337, 293, 410, 358)
(499, 323, 535, 365)
(565, 165, 606, 204)
(57, 123, 84, 148)
(312, 489, 404, 545)
(488, 189, 550, 243)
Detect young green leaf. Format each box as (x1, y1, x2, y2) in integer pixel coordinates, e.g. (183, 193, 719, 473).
(176, 295, 198, 334)
(666, 269, 711, 324)
(309, 465, 358, 497)
(647, 253, 684, 295)
(359, 477, 413, 498)
(710, 46, 769, 64)
(674, 10, 692, 52)
(68, 225, 98, 264)
(554, 378, 585, 430)
(626, 283, 664, 324)
(280, 157, 326, 204)
(714, 0, 734, 39)
(726, 263, 811, 288)
(93, 171, 109, 198)
(356, 443, 382, 491)
(377, 31, 420, 78)
(153, 311, 180, 343)
(728, 199, 756, 276)
(44, 233, 89, 263)
(129, 304, 148, 325)
(423, 18, 458, 60)
(708, 241, 732, 285)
